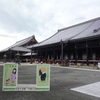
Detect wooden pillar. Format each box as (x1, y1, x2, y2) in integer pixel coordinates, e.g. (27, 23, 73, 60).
(90, 48, 92, 60)
(0, 53, 1, 61)
(36, 49, 39, 61)
(75, 44, 77, 65)
(30, 49, 33, 64)
(10, 50, 13, 62)
(60, 40, 63, 65)
(45, 51, 47, 63)
(40, 51, 42, 61)
(53, 49, 55, 62)
(86, 42, 89, 66)
(56, 52, 58, 60)
(67, 46, 70, 60)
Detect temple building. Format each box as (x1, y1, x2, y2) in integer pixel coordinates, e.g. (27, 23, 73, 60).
(0, 35, 38, 62)
(1, 17, 100, 66)
(28, 17, 100, 66)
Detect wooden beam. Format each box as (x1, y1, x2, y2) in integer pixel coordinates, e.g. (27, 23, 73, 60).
(60, 40, 63, 65)
(75, 44, 77, 65)
(30, 49, 33, 64)
(86, 42, 89, 66)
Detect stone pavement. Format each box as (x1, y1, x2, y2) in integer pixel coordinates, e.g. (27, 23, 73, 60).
(0, 63, 100, 100)
(71, 81, 100, 98)
(52, 65, 100, 98)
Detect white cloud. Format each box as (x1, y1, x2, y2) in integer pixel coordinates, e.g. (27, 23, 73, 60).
(0, 0, 100, 50)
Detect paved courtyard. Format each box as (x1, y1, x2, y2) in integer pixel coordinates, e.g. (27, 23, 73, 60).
(0, 64, 100, 100)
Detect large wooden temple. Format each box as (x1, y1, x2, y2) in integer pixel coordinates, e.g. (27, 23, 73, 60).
(28, 17, 100, 66)
(0, 35, 38, 62)
(1, 17, 100, 66)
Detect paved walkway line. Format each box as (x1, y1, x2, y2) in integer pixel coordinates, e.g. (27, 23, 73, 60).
(51, 65, 100, 72)
(71, 81, 100, 98)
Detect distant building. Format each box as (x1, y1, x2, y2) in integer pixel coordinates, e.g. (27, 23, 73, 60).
(0, 35, 38, 62)
(28, 17, 100, 66)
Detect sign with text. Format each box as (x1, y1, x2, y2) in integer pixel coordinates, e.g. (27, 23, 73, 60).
(36, 64, 50, 91)
(2, 64, 50, 91)
(3, 63, 18, 91)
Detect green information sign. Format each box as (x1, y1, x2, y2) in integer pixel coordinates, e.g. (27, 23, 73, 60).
(36, 64, 50, 91)
(3, 63, 18, 91)
(2, 64, 50, 91)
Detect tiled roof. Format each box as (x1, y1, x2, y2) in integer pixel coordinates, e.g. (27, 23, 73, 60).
(11, 35, 35, 47)
(10, 46, 31, 52)
(31, 17, 100, 48)
(0, 35, 35, 52)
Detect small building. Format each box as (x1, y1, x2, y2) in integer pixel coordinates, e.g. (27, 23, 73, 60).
(0, 35, 38, 62)
(28, 17, 100, 66)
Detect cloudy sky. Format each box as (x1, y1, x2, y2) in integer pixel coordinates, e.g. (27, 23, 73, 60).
(0, 0, 100, 50)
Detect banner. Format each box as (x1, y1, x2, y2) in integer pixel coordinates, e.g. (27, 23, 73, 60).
(3, 63, 18, 91)
(2, 64, 50, 91)
(36, 64, 50, 91)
